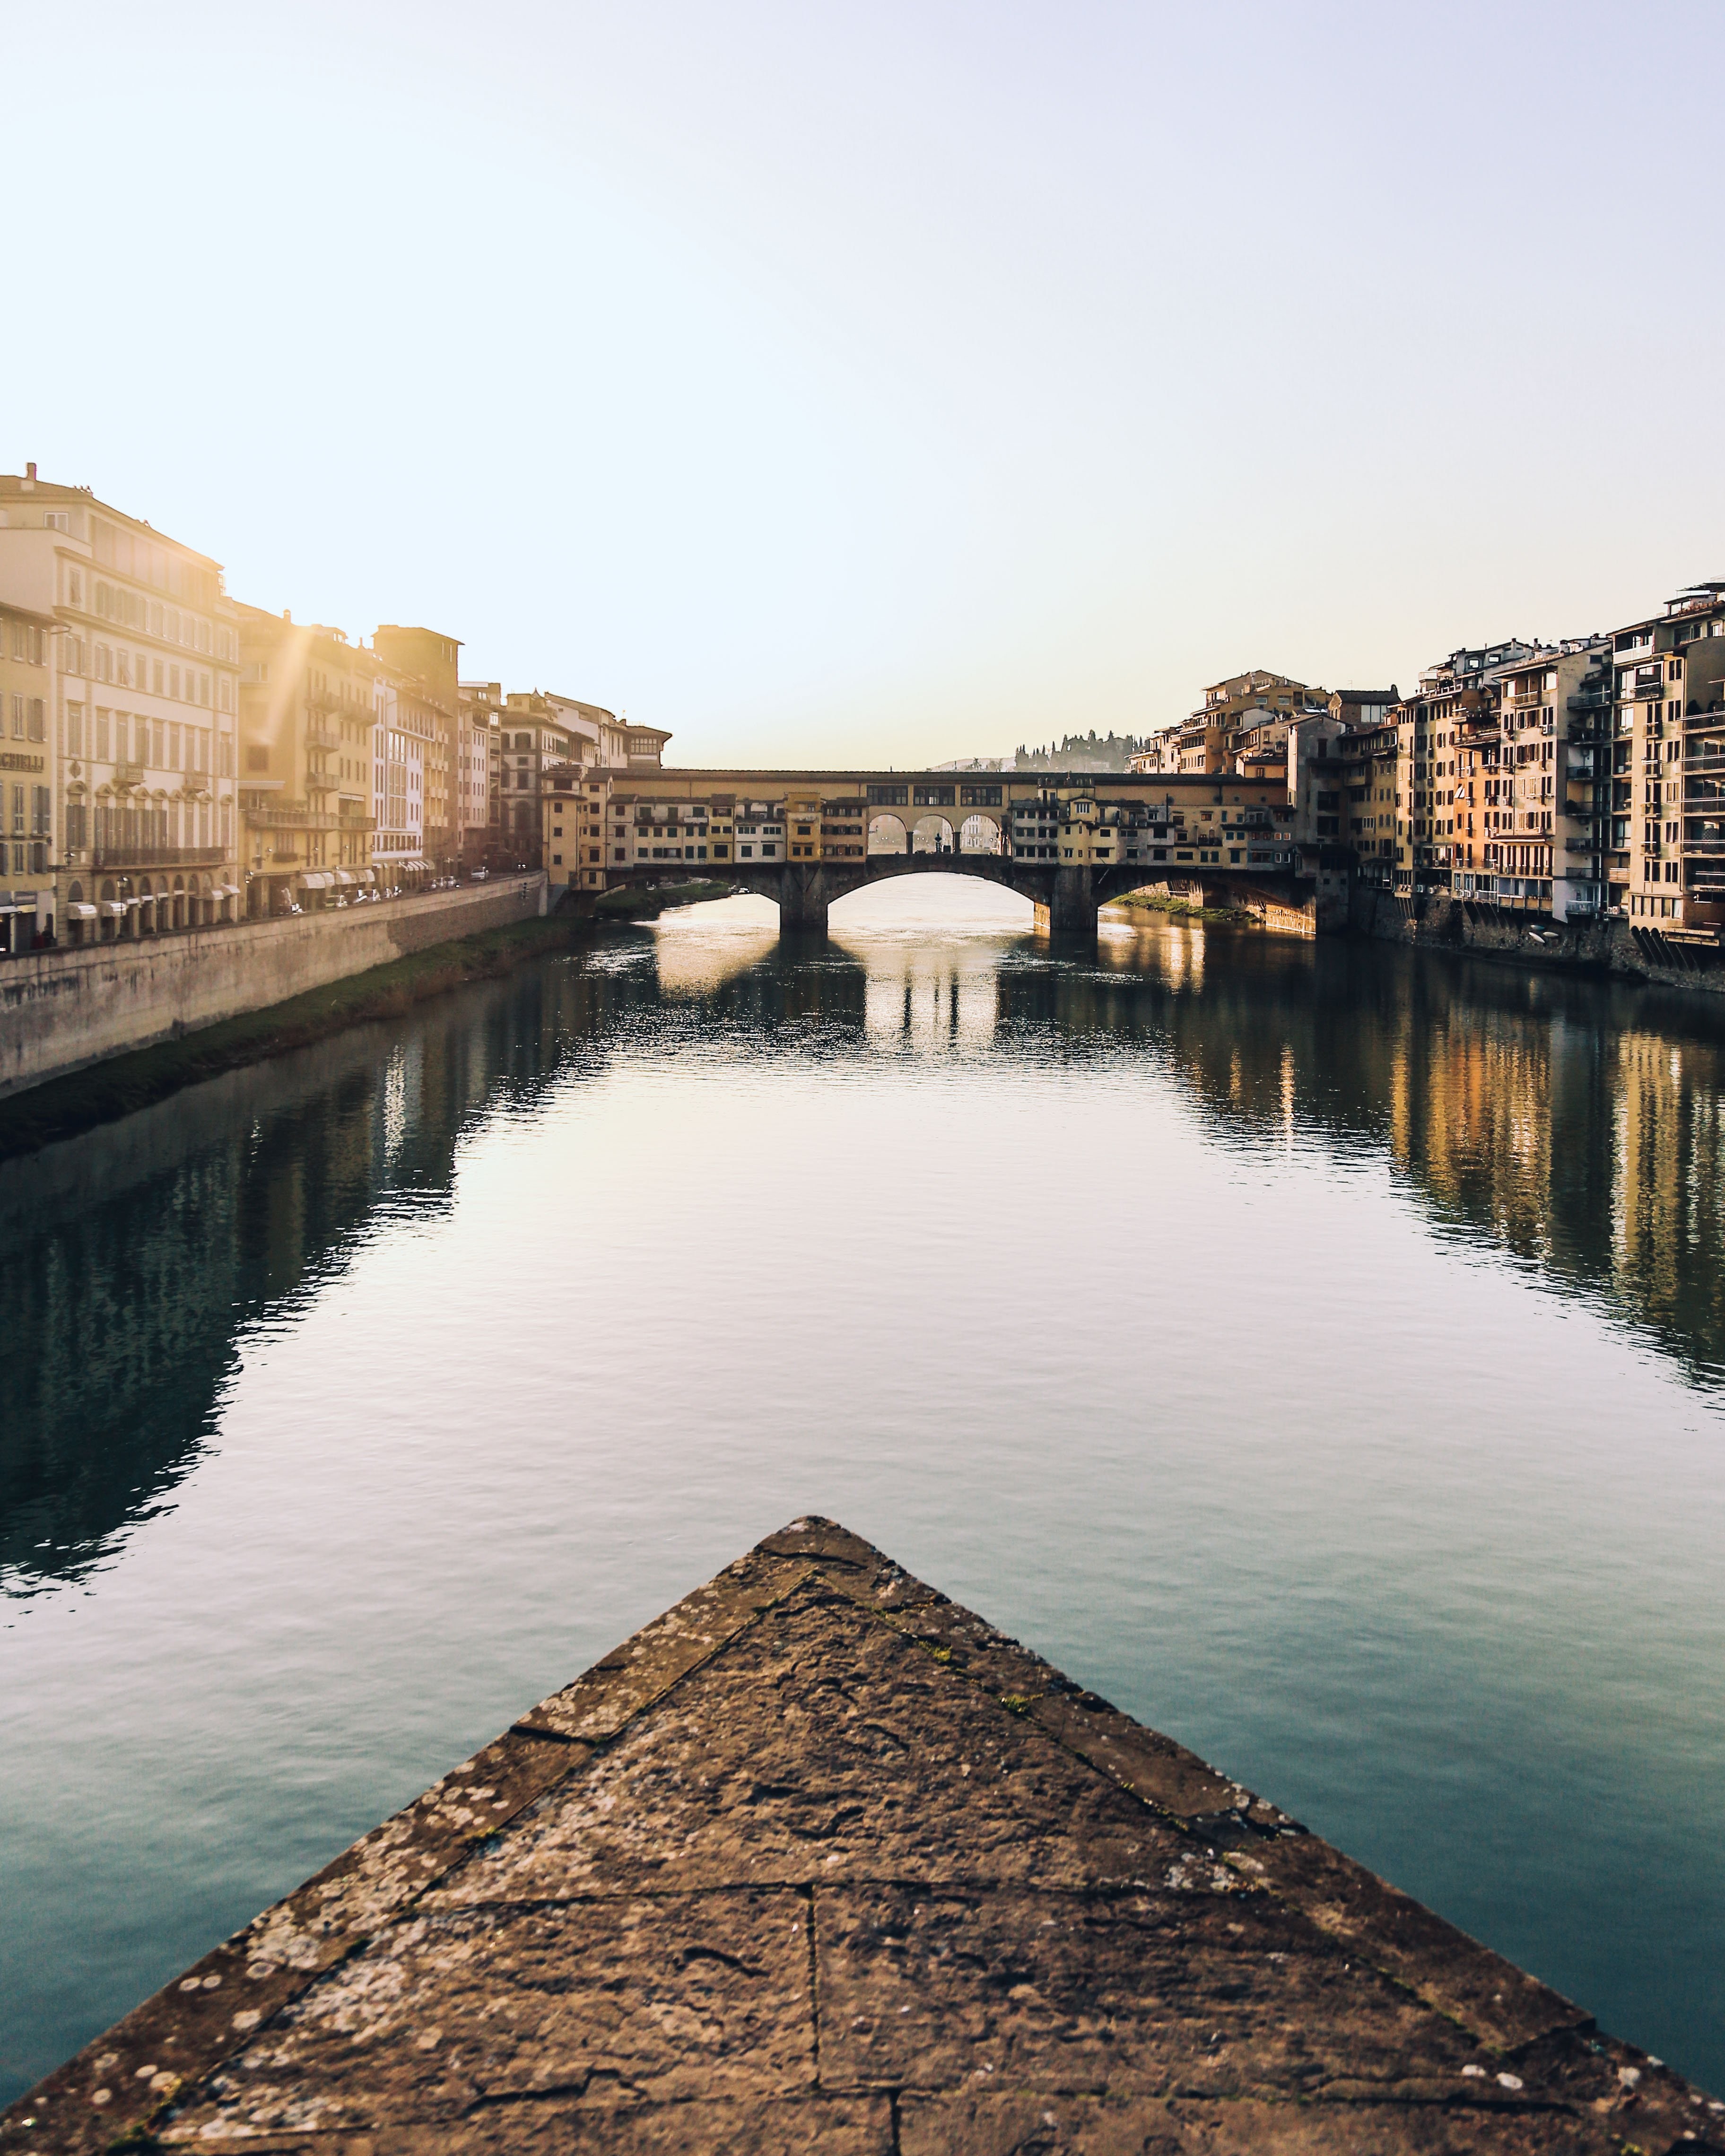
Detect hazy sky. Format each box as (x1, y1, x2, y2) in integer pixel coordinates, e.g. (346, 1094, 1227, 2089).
(5, 1, 1720, 763)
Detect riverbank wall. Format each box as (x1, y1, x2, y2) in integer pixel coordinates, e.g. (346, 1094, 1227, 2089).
(0, 874, 549, 1098)
(1352, 882, 1725, 995)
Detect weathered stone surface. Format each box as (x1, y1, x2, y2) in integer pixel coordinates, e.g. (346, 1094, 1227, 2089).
(816, 1883, 1486, 2097)
(896, 2094, 1626, 2154)
(5, 1517, 1721, 2156)
(171, 2096, 895, 2154)
(1229, 1835, 1590, 2053)
(757, 1515, 939, 1610)
(162, 1893, 815, 2140)
(431, 1585, 1187, 1903)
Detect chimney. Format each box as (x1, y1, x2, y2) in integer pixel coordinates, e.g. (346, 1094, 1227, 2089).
(283, 608, 291, 623)
(22, 462, 36, 489)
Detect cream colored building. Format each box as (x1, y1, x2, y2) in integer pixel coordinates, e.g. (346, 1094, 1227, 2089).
(236, 607, 379, 915)
(375, 626, 462, 872)
(0, 466, 241, 943)
(457, 680, 502, 865)
(1609, 582, 1725, 926)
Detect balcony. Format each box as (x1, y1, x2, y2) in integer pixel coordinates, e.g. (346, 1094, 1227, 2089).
(1568, 686, 1612, 713)
(305, 723, 342, 750)
(245, 800, 343, 832)
(112, 761, 146, 787)
(91, 844, 227, 870)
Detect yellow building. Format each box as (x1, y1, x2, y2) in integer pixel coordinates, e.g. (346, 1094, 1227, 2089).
(236, 607, 379, 916)
(0, 466, 243, 943)
(375, 625, 462, 872)
(0, 585, 55, 948)
(1608, 582, 1725, 927)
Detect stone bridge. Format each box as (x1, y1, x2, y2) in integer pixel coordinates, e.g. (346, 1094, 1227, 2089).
(551, 766, 1324, 935)
(726, 851, 1313, 935)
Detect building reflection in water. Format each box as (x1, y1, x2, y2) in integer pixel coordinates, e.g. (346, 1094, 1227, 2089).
(4, 897, 1725, 1599)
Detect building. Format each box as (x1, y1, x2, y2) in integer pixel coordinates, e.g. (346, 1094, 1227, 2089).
(1443, 641, 1611, 921)
(1327, 687, 1399, 730)
(372, 669, 429, 895)
(733, 802, 785, 862)
(0, 466, 242, 945)
(543, 769, 612, 890)
(1608, 581, 1725, 926)
(236, 608, 379, 916)
(1337, 715, 1397, 884)
(456, 680, 502, 867)
(497, 693, 577, 866)
(1390, 642, 1542, 890)
(0, 582, 55, 949)
(374, 626, 462, 873)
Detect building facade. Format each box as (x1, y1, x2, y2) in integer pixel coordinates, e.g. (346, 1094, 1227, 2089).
(375, 626, 462, 873)
(0, 467, 241, 944)
(236, 608, 378, 915)
(1609, 582, 1725, 926)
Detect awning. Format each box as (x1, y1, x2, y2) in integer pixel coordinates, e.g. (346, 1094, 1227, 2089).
(334, 869, 355, 885)
(100, 901, 127, 917)
(68, 903, 98, 919)
(357, 869, 375, 884)
(299, 871, 335, 889)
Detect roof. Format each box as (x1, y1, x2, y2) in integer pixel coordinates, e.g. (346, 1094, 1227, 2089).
(0, 473, 223, 572)
(8, 1517, 1716, 2153)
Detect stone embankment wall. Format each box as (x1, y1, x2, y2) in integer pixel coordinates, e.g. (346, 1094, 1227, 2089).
(0, 874, 549, 1098)
(1352, 883, 1725, 996)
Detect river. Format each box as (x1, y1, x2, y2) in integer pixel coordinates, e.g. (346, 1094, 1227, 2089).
(2, 879, 1723, 2103)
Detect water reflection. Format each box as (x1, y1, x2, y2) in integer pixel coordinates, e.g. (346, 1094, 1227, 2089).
(4, 898, 1725, 1603)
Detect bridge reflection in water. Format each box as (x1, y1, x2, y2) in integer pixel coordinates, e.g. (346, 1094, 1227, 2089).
(3, 889, 1725, 1607)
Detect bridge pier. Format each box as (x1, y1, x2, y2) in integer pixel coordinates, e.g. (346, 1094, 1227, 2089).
(1031, 865, 1098, 942)
(777, 863, 836, 936)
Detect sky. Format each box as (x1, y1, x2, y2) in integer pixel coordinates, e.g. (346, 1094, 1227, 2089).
(3, 0, 1720, 765)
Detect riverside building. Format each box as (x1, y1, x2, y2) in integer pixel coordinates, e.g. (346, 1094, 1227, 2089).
(0, 466, 241, 944)
(375, 626, 462, 875)
(1609, 582, 1725, 926)
(236, 607, 379, 915)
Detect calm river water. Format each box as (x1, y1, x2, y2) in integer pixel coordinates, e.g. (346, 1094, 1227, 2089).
(2, 880, 1724, 2103)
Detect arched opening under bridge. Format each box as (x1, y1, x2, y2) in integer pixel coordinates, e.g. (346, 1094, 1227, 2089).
(829, 875, 1035, 932)
(910, 814, 956, 855)
(868, 813, 908, 854)
(958, 813, 1002, 855)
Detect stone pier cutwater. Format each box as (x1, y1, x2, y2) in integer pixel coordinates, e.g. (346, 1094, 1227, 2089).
(6, 1519, 1720, 2154)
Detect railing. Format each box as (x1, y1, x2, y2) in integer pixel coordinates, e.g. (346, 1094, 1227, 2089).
(245, 801, 341, 831)
(113, 761, 145, 786)
(1685, 707, 1725, 728)
(1568, 686, 1612, 712)
(305, 724, 342, 750)
(91, 844, 227, 869)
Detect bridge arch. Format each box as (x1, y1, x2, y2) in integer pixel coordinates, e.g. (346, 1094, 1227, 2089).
(959, 813, 1002, 855)
(911, 814, 956, 854)
(868, 813, 908, 855)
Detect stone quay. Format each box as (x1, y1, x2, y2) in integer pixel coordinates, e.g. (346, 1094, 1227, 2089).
(5, 1519, 1720, 2154)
